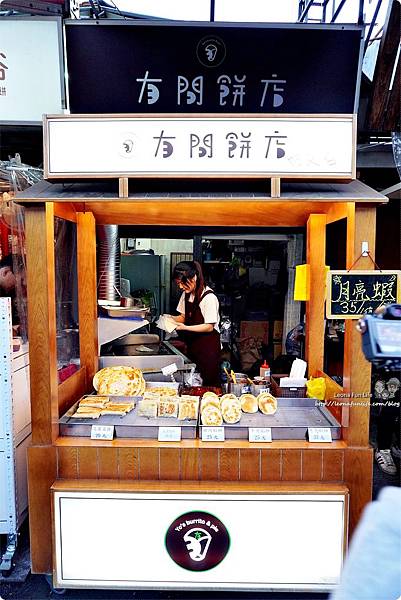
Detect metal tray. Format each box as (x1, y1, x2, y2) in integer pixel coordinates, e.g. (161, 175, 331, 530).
(199, 398, 341, 440)
(59, 397, 197, 439)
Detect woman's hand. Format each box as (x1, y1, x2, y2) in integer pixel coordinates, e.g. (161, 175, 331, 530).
(175, 322, 187, 331)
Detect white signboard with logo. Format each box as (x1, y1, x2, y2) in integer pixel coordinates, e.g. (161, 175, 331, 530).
(0, 18, 64, 124)
(44, 114, 356, 179)
(53, 490, 347, 591)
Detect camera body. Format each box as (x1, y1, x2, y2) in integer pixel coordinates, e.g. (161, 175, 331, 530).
(358, 304, 401, 371)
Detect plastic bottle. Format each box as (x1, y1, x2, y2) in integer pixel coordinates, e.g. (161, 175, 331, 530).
(260, 360, 271, 382)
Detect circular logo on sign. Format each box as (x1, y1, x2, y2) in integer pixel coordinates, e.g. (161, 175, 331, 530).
(165, 511, 230, 571)
(116, 132, 137, 159)
(196, 36, 226, 68)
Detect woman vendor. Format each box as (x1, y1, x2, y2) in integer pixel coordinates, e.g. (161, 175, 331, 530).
(172, 261, 221, 386)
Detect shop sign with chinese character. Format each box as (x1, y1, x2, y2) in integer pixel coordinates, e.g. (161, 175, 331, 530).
(326, 270, 401, 319)
(44, 114, 355, 179)
(0, 18, 63, 123)
(65, 22, 362, 115)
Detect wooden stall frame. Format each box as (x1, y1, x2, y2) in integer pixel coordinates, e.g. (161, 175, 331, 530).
(18, 179, 386, 575)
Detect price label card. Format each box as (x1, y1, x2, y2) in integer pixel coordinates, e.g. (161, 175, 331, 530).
(91, 425, 114, 440)
(158, 426, 182, 442)
(161, 363, 178, 376)
(202, 427, 225, 442)
(308, 427, 332, 443)
(249, 427, 272, 443)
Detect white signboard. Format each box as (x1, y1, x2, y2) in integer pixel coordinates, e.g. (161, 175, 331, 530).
(53, 490, 347, 591)
(0, 19, 64, 124)
(44, 115, 356, 179)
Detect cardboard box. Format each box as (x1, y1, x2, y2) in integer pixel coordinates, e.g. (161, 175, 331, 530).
(240, 321, 269, 344)
(273, 320, 283, 341)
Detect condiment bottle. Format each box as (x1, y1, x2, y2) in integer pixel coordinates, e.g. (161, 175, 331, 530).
(260, 361, 271, 382)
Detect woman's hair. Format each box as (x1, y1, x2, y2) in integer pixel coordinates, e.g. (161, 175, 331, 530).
(172, 260, 205, 303)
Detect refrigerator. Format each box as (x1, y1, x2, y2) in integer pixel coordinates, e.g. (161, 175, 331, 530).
(121, 254, 166, 315)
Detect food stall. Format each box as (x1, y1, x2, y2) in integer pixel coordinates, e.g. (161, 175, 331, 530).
(15, 112, 387, 592)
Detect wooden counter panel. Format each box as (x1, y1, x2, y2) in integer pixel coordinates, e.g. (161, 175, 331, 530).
(118, 448, 139, 480)
(239, 449, 261, 481)
(323, 450, 345, 481)
(57, 446, 78, 479)
(159, 448, 181, 480)
(54, 441, 350, 487)
(77, 447, 98, 479)
(181, 448, 199, 481)
(138, 448, 159, 480)
(54, 436, 348, 450)
(199, 448, 219, 481)
(261, 449, 282, 481)
(98, 447, 119, 479)
(219, 448, 240, 481)
(282, 449, 302, 481)
(52, 479, 349, 495)
(302, 449, 323, 481)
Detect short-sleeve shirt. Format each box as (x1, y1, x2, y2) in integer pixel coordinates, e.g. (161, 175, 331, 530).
(177, 287, 220, 332)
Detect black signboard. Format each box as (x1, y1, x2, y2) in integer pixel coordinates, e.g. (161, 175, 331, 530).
(65, 21, 362, 114)
(326, 270, 401, 318)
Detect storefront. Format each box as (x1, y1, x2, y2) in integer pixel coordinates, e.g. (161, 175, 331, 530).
(13, 19, 391, 593)
(15, 110, 389, 592)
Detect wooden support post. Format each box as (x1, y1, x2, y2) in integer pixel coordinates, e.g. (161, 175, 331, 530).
(271, 177, 281, 198)
(25, 204, 59, 444)
(77, 211, 99, 385)
(27, 446, 57, 573)
(305, 214, 327, 376)
(119, 177, 129, 198)
(343, 205, 376, 447)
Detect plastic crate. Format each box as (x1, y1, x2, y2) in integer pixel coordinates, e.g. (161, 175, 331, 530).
(271, 374, 306, 398)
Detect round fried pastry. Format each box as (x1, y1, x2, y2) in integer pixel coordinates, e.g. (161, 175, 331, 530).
(201, 405, 223, 426)
(257, 392, 277, 415)
(221, 400, 241, 424)
(240, 393, 258, 414)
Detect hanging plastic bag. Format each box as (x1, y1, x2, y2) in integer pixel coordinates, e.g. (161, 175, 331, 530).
(306, 376, 326, 400)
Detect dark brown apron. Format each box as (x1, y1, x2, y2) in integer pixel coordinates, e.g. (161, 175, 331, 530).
(183, 290, 221, 386)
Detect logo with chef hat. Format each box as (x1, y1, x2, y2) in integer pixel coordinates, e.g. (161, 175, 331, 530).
(196, 36, 226, 68)
(165, 510, 230, 571)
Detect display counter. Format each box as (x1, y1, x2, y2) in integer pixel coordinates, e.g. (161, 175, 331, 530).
(52, 479, 348, 592)
(17, 176, 386, 588)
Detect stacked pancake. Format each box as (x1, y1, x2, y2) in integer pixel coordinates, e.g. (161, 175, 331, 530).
(93, 366, 145, 397)
(71, 395, 135, 419)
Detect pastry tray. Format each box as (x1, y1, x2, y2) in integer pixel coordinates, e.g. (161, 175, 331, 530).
(59, 397, 197, 439)
(199, 398, 341, 440)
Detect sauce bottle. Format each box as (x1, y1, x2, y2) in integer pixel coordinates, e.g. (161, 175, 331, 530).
(259, 361, 271, 382)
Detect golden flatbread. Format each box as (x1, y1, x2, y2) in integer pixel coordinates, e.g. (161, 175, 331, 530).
(240, 393, 258, 414)
(93, 366, 145, 396)
(79, 396, 110, 408)
(201, 397, 221, 413)
(221, 399, 241, 424)
(201, 405, 223, 426)
(158, 398, 179, 418)
(257, 392, 278, 415)
(178, 398, 199, 421)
